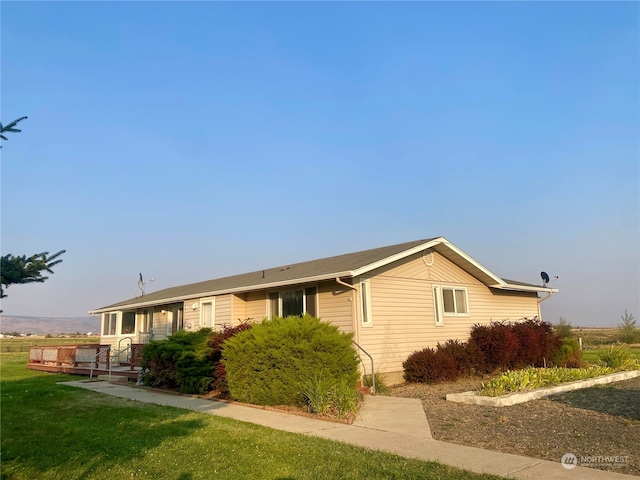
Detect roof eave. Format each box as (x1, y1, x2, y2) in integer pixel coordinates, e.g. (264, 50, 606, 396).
(88, 270, 353, 314)
(491, 283, 559, 294)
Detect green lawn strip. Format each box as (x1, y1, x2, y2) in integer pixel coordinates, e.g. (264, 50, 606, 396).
(1, 355, 500, 480)
(582, 347, 640, 364)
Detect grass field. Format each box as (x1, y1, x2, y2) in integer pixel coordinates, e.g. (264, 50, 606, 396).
(0, 335, 100, 353)
(0, 349, 500, 480)
(581, 346, 640, 364)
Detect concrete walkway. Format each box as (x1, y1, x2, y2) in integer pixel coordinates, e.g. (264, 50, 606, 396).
(62, 380, 636, 479)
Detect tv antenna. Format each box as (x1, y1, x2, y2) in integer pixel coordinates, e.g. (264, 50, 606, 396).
(540, 271, 558, 287)
(137, 273, 155, 297)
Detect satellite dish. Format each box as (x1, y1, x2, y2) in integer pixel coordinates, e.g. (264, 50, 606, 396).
(541, 271, 550, 286)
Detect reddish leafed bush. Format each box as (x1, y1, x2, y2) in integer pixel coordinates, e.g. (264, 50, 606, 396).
(437, 339, 485, 376)
(511, 318, 561, 368)
(403, 347, 459, 384)
(470, 321, 520, 371)
(207, 320, 253, 395)
(470, 319, 562, 372)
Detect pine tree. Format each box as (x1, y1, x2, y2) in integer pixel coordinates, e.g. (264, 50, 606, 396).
(0, 116, 28, 147)
(1, 116, 66, 304)
(1, 250, 66, 298)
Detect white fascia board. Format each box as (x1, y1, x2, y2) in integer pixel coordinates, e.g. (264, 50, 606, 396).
(492, 283, 559, 294)
(88, 271, 353, 314)
(350, 238, 445, 277)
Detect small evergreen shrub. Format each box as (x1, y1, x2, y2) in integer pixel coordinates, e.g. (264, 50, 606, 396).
(142, 329, 213, 393)
(403, 347, 459, 384)
(554, 337, 584, 368)
(222, 315, 360, 407)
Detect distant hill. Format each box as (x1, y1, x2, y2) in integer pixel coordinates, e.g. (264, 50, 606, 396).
(0, 316, 100, 335)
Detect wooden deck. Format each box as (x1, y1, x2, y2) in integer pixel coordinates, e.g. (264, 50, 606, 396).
(27, 343, 144, 381)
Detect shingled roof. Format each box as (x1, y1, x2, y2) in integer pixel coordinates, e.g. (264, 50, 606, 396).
(90, 237, 556, 313)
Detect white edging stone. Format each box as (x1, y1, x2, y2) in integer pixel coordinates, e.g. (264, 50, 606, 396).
(446, 370, 640, 407)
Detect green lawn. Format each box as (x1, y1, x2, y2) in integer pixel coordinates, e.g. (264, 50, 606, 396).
(581, 346, 640, 364)
(1, 352, 501, 480)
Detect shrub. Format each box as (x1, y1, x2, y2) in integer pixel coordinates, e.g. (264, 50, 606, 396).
(142, 329, 213, 393)
(206, 321, 253, 395)
(511, 319, 561, 368)
(469, 319, 561, 372)
(222, 315, 360, 407)
(437, 339, 485, 376)
(554, 337, 583, 368)
(470, 322, 520, 371)
(403, 347, 459, 384)
(597, 345, 640, 370)
(553, 317, 573, 339)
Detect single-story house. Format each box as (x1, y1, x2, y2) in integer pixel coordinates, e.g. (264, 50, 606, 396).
(89, 237, 558, 384)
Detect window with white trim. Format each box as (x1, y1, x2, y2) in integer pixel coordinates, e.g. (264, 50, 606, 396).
(433, 285, 444, 326)
(268, 286, 317, 318)
(441, 287, 469, 315)
(102, 312, 117, 336)
(121, 311, 136, 335)
(360, 280, 372, 327)
(201, 300, 214, 328)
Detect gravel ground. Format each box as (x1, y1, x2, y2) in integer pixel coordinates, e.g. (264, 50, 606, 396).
(391, 375, 640, 476)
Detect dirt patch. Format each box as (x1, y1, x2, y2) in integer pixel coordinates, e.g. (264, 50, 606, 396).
(391, 375, 640, 476)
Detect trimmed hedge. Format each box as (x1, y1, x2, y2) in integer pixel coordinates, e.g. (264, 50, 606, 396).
(142, 329, 213, 393)
(222, 315, 360, 407)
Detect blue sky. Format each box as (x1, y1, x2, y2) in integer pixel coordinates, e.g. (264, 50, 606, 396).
(1, 2, 638, 327)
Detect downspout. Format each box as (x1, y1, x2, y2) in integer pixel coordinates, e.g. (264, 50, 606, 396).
(335, 276, 357, 292)
(537, 291, 555, 321)
(336, 277, 376, 394)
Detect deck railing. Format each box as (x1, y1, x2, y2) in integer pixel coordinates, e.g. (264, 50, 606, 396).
(28, 344, 111, 370)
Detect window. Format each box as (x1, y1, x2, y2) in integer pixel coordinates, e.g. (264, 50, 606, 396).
(269, 287, 318, 318)
(102, 312, 117, 336)
(166, 307, 184, 335)
(441, 287, 468, 315)
(201, 301, 214, 328)
(282, 290, 304, 317)
(360, 280, 372, 327)
(433, 285, 444, 326)
(121, 311, 136, 335)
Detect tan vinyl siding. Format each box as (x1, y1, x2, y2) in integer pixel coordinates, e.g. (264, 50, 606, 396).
(317, 281, 354, 332)
(182, 300, 200, 331)
(357, 253, 540, 375)
(245, 291, 268, 322)
(215, 294, 233, 328)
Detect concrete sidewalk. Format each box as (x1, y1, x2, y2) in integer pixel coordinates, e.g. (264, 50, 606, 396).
(62, 380, 636, 479)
